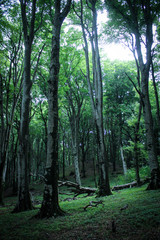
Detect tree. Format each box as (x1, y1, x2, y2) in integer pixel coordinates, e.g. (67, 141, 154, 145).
(14, 0, 38, 212)
(0, 2, 23, 205)
(103, 60, 137, 174)
(74, 0, 111, 196)
(38, 0, 72, 218)
(105, 0, 160, 189)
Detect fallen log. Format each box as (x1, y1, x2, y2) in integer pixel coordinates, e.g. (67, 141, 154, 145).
(112, 181, 138, 191)
(112, 178, 150, 191)
(58, 180, 96, 195)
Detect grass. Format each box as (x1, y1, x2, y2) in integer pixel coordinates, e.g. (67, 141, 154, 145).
(0, 174, 160, 240)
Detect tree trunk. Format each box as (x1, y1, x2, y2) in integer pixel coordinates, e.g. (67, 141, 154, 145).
(79, 0, 111, 196)
(13, 0, 37, 212)
(141, 73, 160, 189)
(70, 115, 81, 186)
(39, 23, 63, 218)
(0, 62, 22, 205)
(151, 59, 160, 155)
(62, 134, 66, 180)
(38, 0, 71, 218)
(0, 159, 5, 205)
(81, 144, 86, 178)
(120, 146, 127, 175)
(134, 102, 142, 185)
(151, 59, 160, 126)
(14, 42, 33, 212)
(133, 2, 160, 190)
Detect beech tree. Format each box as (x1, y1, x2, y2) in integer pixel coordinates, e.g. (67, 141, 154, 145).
(38, 0, 72, 218)
(74, 0, 111, 196)
(103, 61, 137, 173)
(65, 77, 84, 186)
(105, 0, 160, 189)
(0, 3, 23, 205)
(14, 0, 38, 212)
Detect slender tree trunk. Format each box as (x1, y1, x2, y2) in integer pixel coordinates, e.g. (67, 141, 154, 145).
(70, 115, 81, 186)
(119, 111, 127, 175)
(0, 74, 5, 205)
(12, 136, 18, 195)
(79, 0, 111, 196)
(62, 134, 65, 180)
(81, 144, 86, 178)
(0, 160, 5, 205)
(134, 102, 142, 185)
(0, 75, 20, 205)
(120, 146, 127, 175)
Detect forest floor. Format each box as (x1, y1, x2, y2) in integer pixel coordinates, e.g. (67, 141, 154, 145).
(0, 178, 160, 240)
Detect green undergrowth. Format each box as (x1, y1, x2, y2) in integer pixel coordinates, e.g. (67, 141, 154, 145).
(0, 184, 160, 240)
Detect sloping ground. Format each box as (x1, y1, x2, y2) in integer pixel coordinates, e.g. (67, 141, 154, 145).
(48, 225, 160, 240)
(0, 184, 160, 240)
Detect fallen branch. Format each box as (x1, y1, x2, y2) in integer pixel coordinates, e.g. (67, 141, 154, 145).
(84, 200, 104, 211)
(112, 181, 137, 191)
(58, 180, 96, 196)
(112, 178, 150, 191)
(120, 204, 129, 211)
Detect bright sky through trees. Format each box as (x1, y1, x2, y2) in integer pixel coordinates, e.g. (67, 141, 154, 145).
(100, 43, 134, 61)
(97, 9, 134, 61)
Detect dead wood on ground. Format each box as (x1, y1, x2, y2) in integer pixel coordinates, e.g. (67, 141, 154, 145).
(83, 200, 104, 211)
(58, 180, 96, 196)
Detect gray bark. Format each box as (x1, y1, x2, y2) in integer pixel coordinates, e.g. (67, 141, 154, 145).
(78, 0, 111, 196)
(70, 115, 81, 186)
(120, 146, 127, 175)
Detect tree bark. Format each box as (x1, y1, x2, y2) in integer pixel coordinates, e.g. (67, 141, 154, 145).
(78, 0, 111, 196)
(38, 0, 71, 218)
(151, 58, 160, 155)
(62, 133, 66, 180)
(13, 0, 37, 212)
(134, 3, 160, 189)
(0, 33, 23, 205)
(120, 146, 127, 175)
(71, 115, 81, 186)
